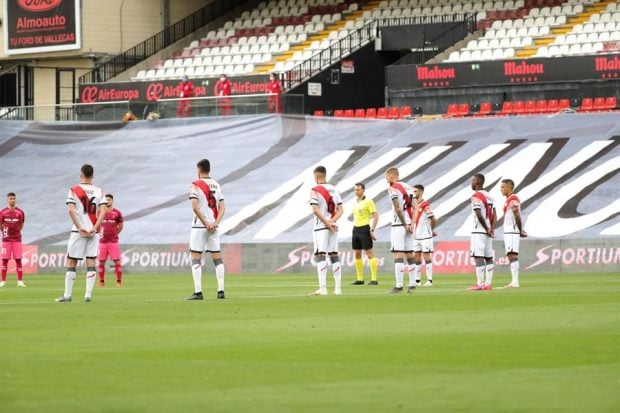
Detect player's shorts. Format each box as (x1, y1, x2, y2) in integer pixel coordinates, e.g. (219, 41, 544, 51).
(413, 237, 434, 253)
(313, 228, 338, 255)
(470, 233, 493, 258)
(504, 233, 520, 255)
(1, 241, 23, 260)
(98, 242, 122, 261)
(189, 227, 221, 253)
(67, 231, 99, 260)
(352, 225, 373, 250)
(391, 225, 414, 253)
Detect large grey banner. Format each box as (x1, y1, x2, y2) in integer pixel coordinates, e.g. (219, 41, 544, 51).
(0, 114, 619, 253)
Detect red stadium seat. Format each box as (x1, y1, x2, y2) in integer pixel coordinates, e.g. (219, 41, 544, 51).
(387, 107, 401, 119)
(354, 109, 366, 118)
(513, 101, 525, 115)
(558, 99, 570, 111)
(546, 99, 558, 112)
(365, 108, 377, 118)
(400, 106, 412, 118)
(524, 100, 536, 114)
(534, 100, 547, 114)
(604, 96, 617, 110)
(376, 107, 388, 119)
(457, 103, 470, 116)
(446, 104, 459, 116)
(579, 98, 593, 112)
(592, 97, 606, 111)
(313, 110, 324, 116)
(500, 101, 514, 115)
(477, 102, 492, 116)
(333, 109, 345, 118)
(344, 109, 355, 118)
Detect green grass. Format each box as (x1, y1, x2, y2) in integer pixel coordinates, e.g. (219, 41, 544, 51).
(0, 272, 619, 413)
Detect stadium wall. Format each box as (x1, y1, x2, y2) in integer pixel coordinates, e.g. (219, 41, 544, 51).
(0, 114, 618, 275)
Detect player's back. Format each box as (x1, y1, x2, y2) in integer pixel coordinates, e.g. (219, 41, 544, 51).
(190, 177, 224, 225)
(503, 195, 521, 234)
(388, 181, 414, 225)
(310, 183, 342, 230)
(471, 190, 494, 233)
(66, 183, 105, 231)
(415, 202, 434, 238)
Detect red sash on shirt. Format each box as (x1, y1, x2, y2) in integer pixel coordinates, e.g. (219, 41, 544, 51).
(415, 200, 430, 227)
(503, 194, 520, 216)
(391, 183, 413, 219)
(313, 185, 336, 218)
(473, 191, 493, 223)
(71, 185, 97, 225)
(193, 180, 218, 219)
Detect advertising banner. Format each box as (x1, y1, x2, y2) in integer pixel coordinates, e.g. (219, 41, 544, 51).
(3, 0, 81, 55)
(387, 54, 620, 89)
(78, 75, 270, 104)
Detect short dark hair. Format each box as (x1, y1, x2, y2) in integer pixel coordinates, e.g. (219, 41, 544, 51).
(105, 194, 114, 199)
(7, 192, 16, 197)
(474, 173, 485, 185)
(81, 164, 94, 178)
(314, 166, 326, 176)
(413, 184, 424, 192)
(197, 159, 211, 173)
(354, 182, 365, 190)
(501, 179, 515, 188)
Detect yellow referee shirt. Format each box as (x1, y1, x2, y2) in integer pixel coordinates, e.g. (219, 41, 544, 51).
(353, 197, 377, 227)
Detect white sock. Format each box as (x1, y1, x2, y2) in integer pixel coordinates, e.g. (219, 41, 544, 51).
(85, 270, 97, 298)
(64, 270, 76, 298)
(485, 264, 494, 286)
(414, 264, 421, 283)
(425, 263, 433, 281)
(511, 261, 519, 285)
(191, 260, 202, 293)
(475, 266, 484, 286)
(332, 262, 342, 291)
(317, 260, 328, 293)
(215, 263, 225, 292)
(395, 262, 404, 288)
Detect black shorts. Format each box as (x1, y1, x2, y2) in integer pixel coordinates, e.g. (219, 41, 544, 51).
(352, 225, 373, 250)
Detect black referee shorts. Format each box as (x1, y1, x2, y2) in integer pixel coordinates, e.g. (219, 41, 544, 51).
(352, 225, 373, 250)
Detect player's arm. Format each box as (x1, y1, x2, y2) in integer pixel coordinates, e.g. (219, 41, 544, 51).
(332, 203, 343, 222)
(370, 210, 379, 240)
(430, 213, 438, 236)
(310, 190, 336, 230)
(215, 199, 225, 227)
(191, 198, 210, 228)
(473, 205, 490, 234)
(117, 221, 124, 234)
(67, 203, 89, 237)
(392, 197, 412, 232)
(512, 204, 527, 237)
(93, 204, 108, 234)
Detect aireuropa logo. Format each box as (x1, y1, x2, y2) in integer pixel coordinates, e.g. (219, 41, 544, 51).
(18, 0, 63, 12)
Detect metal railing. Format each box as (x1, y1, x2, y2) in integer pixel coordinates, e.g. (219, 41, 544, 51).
(0, 94, 304, 122)
(79, 0, 248, 84)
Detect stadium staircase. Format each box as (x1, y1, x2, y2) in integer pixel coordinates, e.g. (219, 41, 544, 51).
(516, 0, 616, 58)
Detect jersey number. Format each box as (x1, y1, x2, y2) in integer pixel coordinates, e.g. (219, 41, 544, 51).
(80, 196, 97, 215)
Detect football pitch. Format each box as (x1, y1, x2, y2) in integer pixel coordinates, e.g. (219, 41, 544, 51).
(0, 272, 618, 413)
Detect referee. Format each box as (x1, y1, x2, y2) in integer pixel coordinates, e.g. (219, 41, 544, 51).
(351, 182, 379, 285)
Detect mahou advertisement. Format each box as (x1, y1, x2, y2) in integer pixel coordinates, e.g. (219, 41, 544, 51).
(3, 0, 81, 55)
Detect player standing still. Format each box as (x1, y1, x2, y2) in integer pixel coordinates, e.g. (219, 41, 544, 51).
(0, 193, 26, 287)
(468, 173, 497, 291)
(309, 166, 343, 296)
(500, 179, 527, 288)
(385, 168, 416, 293)
(98, 194, 124, 287)
(56, 164, 108, 302)
(351, 183, 379, 285)
(186, 159, 226, 300)
(412, 184, 437, 287)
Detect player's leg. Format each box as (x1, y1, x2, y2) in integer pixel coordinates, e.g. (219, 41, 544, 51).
(328, 232, 341, 295)
(187, 228, 206, 300)
(13, 242, 25, 287)
(505, 234, 520, 287)
(84, 237, 100, 301)
(410, 249, 422, 290)
(57, 233, 84, 301)
(468, 234, 486, 290)
(98, 243, 108, 286)
(207, 231, 225, 299)
(482, 237, 494, 289)
(366, 248, 378, 285)
(405, 233, 417, 292)
(390, 226, 405, 292)
(108, 242, 123, 286)
(310, 230, 328, 295)
(1, 241, 9, 286)
(352, 229, 364, 284)
(423, 250, 433, 286)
